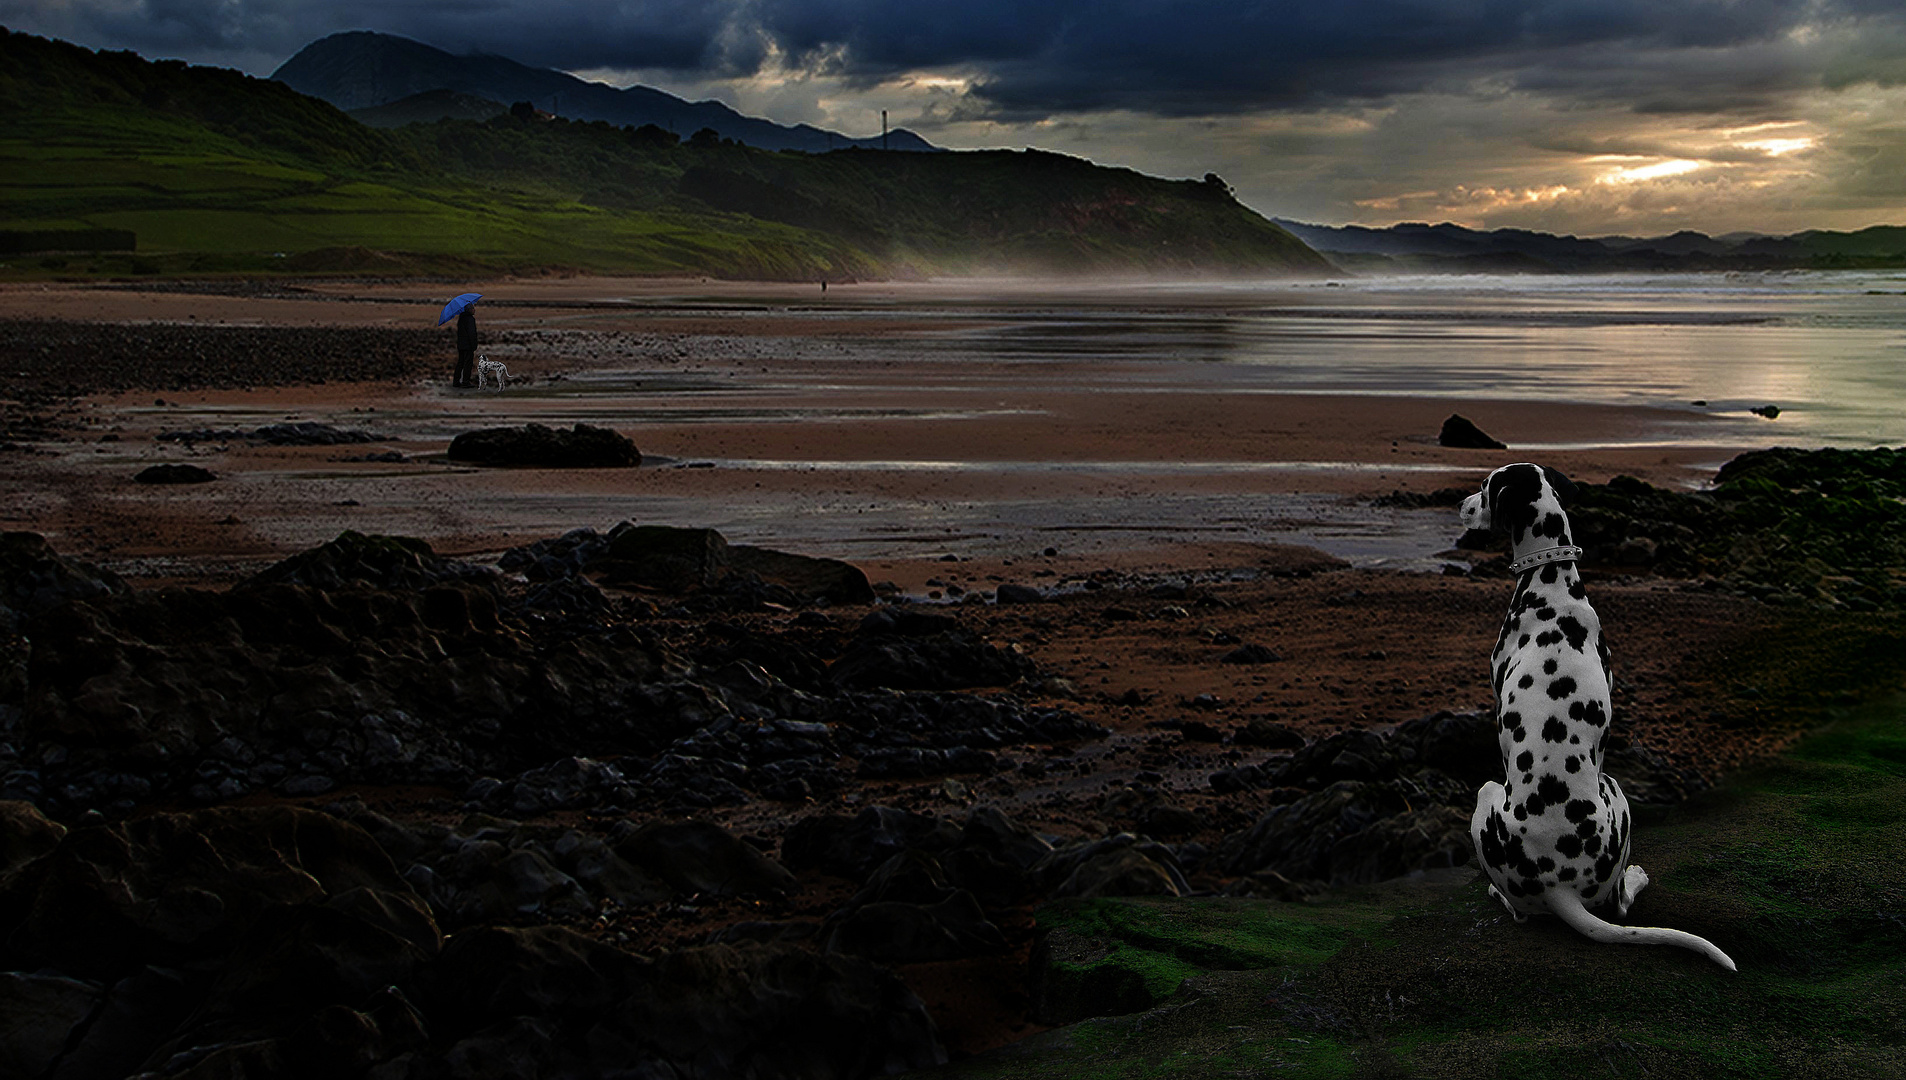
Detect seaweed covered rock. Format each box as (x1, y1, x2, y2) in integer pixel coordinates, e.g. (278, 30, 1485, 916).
(1569, 447, 1906, 609)
(448, 422, 640, 467)
(243, 529, 494, 591)
(590, 524, 874, 605)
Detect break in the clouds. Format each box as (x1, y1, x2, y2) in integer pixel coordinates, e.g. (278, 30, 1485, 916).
(8, 0, 1906, 234)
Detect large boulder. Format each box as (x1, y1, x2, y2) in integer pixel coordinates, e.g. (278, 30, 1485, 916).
(1438, 413, 1508, 450)
(592, 525, 874, 604)
(448, 422, 640, 467)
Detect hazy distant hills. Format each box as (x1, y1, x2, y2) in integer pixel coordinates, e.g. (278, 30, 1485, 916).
(275, 31, 937, 154)
(1276, 219, 1906, 272)
(1, 28, 1329, 280)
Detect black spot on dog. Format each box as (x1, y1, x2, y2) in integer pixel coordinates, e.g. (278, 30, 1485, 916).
(1595, 853, 1616, 881)
(1579, 700, 1607, 727)
(1537, 774, 1569, 807)
(1555, 834, 1583, 859)
(1500, 710, 1522, 733)
(1536, 630, 1563, 647)
(1518, 634, 1531, 648)
(1564, 798, 1597, 823)
(1513, 804, 1527, 820)
(1537, 856, 1556, 872)
(1543, 658, 1558, 675)
(1547, 677, 1578, 700)
(1542, 717, 1569, 742)
(1516, 750, 1534, 772)
(1540, 512, 1570, 545)
(1540, 564, 1558, 584)
(1536, 607, 1557, 622)
(1519, 674, 1535, 690)
(1565, 755, 1580, 773)
(1568, 578, 1587, 600)
(1558, 866, 1578, 881)
(1585, 835, 1604, 857)
(1523, 792, 1547, 818)
(1556, 615, 1589, 652)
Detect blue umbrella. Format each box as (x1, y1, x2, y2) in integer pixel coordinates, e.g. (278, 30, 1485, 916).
(438, 293, 482, 326)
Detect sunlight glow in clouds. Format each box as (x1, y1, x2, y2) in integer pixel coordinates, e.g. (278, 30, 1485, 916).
(1598, 159, 1706, 185)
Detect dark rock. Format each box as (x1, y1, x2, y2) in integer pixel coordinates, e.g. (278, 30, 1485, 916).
(0, 805, 407, 981)
(995, 583, 1043, 604)
(1438, 413, 1508, 449)
(593, 524, 873, 604)
(857, 607, 962, 636)
(1218, 780, 1414, 881)
(0, 798, 65, 875)
(134, 462, 216, 484)
(830, 629, 1037, 692)
(1750, 404, 1781, 418)
(1219, 643, 1280, 666)
(0, 532, 128, 629)
(1323, 805, 1473, 883)
(616, 819, 796, 896)
(0, 971, 101, 1079)
(1392, 710, 1500, 788)
(822, 891, 1006, 962)
(855, 745, 997, 779)
(242, 530, 493, 592)
(448, 422, 640, 467)
(1268, 728, 1398, 787)
(425, 927, 946, 1077)
(781, 806, 963, 881)
(1233, 718, 1306, 750)
(1052, 846, 1187, 899)
(1040, 833, 1190, 898)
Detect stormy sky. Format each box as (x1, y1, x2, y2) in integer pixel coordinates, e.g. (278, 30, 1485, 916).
(9, 0, 1906, 236)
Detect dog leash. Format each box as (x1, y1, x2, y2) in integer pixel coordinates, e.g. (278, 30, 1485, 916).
(1507, 545, 1583, 574)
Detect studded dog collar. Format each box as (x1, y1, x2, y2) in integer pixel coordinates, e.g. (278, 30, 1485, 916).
(1507, 544, 1584, 575)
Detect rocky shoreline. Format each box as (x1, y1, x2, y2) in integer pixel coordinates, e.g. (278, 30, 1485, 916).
(2, 447, 1902, 1077)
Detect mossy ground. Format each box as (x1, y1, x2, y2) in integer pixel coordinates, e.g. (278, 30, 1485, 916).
(929, 695, 1906, 1079)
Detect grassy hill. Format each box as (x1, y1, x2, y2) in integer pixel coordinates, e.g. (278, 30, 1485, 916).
(0, 29, 1330, 281)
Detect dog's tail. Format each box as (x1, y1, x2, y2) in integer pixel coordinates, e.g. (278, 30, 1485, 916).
(1547, 889, 1736, 970)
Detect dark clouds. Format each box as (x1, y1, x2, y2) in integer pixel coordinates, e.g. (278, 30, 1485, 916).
(4, 0, 1898, 118)
(7, 0, 1906, 232)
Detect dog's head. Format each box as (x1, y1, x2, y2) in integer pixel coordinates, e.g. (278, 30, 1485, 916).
(1459, 463, 1577, 546)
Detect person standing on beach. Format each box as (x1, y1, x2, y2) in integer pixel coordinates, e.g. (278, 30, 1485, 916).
(454, 306, 478, 388)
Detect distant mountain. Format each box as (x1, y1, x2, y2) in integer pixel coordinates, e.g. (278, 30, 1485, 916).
(1275, 219, 1906, 272)
(274, 31, 936, 153)
(350, 88, 506, 127)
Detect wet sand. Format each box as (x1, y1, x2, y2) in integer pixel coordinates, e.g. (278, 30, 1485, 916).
(1, 277, 1749, 583)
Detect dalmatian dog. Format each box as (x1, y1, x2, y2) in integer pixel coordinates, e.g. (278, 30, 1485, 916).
(475, 354, 510, 390)
(1462, 463, 1735, 970)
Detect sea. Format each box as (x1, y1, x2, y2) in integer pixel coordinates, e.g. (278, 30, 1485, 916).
(919, 269, 1906, 450)
(556, 270, 1906, 569)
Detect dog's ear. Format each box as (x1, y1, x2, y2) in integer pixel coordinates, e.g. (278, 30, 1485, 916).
(1541, 466, 1578, 507)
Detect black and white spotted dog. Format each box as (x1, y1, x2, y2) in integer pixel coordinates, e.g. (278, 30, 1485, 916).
(1462, 463, 1735, 970)
(475, 354, 510, 390)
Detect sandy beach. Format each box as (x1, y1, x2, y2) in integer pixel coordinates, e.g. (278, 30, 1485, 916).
(8, 276, 1898, 1061)
(2, 277, 1749, 579)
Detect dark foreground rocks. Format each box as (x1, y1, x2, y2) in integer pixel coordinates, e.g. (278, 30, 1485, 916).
(0, 523, 1756, 1069)
(0, 802, 945, 1079)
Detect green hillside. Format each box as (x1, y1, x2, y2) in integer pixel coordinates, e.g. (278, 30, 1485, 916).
(0, 29, 1330, 281)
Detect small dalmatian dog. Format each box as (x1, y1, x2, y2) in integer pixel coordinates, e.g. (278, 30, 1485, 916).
(1462, 463, 1736, 970)
(475, 354, 510, 390)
